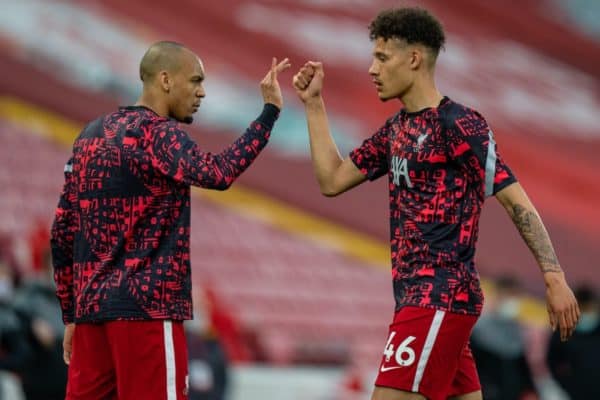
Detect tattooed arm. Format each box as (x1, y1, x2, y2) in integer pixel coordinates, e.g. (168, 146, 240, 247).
(501, 192, 561, 273)
(496, 182, 580, 341)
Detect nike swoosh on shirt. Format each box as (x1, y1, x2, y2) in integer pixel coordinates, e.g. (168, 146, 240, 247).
(380, 365, 403, 373)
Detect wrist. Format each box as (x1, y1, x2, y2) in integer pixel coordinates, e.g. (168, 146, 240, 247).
(543, 270, 565, 287)
(263, 100, 281, 110)
(304, 96, 324, 108)
(263, 102, 281, 112)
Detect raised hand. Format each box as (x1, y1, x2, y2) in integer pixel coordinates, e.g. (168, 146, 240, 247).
(260, 57, 291, 110)
(293, 61, 325, 103)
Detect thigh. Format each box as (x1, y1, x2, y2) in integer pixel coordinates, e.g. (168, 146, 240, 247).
(66, 323, 117, 400)
(449, 390, 483, 400)
(374, 307, 478, 400)
(107, 320, 189, 400)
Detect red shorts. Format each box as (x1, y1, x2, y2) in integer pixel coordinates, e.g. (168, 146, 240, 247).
(375, 306, 480, 400)
(66, 320, 188, 400)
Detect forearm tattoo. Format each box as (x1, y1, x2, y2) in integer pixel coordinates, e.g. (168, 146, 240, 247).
(510, 204, 562, 273)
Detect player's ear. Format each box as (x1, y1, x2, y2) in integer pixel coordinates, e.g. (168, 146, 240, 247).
(159, 71, 171, 93)
(409, 48, 422, 70)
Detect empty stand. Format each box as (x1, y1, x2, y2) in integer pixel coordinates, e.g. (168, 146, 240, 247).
(0, 119, 66, 237)
(191, 198, 392, 365)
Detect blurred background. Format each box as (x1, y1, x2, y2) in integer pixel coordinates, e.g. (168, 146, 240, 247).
(0, 0, 599, 399)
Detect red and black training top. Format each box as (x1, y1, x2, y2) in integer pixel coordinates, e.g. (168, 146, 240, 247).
(51, 104, 279, 324)
(350, 97, 516, 316)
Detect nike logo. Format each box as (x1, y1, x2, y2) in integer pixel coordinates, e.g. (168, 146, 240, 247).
(380, 365, 403, 373)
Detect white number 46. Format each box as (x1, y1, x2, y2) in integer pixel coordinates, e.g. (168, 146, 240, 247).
(383, 332, 417, 367)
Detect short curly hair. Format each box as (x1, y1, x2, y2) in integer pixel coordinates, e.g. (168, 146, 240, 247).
(368, 7, 446, 56)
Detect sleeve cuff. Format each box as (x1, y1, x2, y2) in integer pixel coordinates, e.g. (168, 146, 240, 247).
(62, 311, 74, 325)
(492, 175, 518, 196)
(256, 103, 280, 129)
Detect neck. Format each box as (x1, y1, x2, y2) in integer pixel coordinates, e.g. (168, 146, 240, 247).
(400, 74, 443, 113)
(135, 89, 169, 118)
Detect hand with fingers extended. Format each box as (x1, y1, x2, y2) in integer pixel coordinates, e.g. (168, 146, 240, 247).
(260, 57, 291, 110)
(293, 61, 324, 103)
(545, 272, 580, 341)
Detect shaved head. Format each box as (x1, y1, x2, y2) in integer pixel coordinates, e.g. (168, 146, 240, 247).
(139, 41, 187, 83)
(136, 41, 206, 124)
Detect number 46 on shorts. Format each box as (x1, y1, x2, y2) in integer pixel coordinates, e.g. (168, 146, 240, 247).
(383, 332, 417, 367)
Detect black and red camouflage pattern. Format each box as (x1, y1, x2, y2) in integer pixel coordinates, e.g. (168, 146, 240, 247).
(51, 104, 279, 324)
(350, 97, 516, 315)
